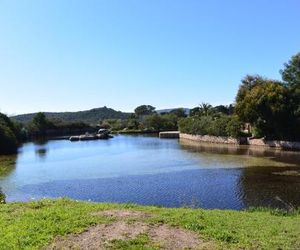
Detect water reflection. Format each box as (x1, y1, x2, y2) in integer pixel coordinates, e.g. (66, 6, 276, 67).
(0, 156, 16, 203)
(33, 139, 49, 159)
(35, 148, 48, 159)
(0, 155, 16, 177)
(180, 139, 300, 209)
(238, 166, 300, 209)
(179, 139, 300, 166)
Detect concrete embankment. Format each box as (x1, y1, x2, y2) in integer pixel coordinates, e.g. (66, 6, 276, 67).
(179, 133, 300, 150)
(159, 131, 180, 138)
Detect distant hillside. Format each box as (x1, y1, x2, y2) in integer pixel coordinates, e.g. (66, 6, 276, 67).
(12, 107, 132, 125)
(156, 108, 190, 115)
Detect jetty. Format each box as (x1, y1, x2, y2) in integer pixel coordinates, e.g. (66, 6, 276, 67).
(159, 131, 180, 139)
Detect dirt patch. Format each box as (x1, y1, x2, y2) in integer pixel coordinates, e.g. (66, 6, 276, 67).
(91, 209, 152, 219)
(47, 221, 148, 249)
(148, 223, 206, 250)
(47, 221, 213, 249)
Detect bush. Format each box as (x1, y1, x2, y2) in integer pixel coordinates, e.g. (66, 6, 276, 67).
(179, 115, 242, 138)
(145, 113, 178, 131)
(0, 123, 18, 154)
(0, 113, 20, 154)
(226, 116, 243, 138)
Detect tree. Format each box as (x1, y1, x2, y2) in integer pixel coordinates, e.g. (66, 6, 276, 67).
(144, 113, 178, 131)
(144, 114, 164, 131)
(235, 76, 294, 139)
(189, 107, 200, 116)
(214, 104, 234, 115)
(236, 75, 266, 103)
(31, 112, 50, 135)
(198, 103, 213, 116)
(0, 123, 18, 154)
(280, 52, 300, 117)
(169, 108, 187, 118)
(0, 113, 19, 154)
(280, 52, 300, 90)
(134, 105, 156, 117)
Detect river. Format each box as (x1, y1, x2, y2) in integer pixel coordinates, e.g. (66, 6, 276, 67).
(0, 134, 299, 210)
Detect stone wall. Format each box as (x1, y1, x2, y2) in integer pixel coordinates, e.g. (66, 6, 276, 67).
(180, 133, 300, 150)
(159, 131, 180, 139)
(179, 133, 239, 145)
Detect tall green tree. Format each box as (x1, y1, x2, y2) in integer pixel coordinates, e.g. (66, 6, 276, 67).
(32, 112, 49, 135)
(280, 52, 300, 117)
(134, 105, 156, 117)
(280, 52, 300, 90)
(198, 103, 213, 116)
(169, 108, 187, 118)
(235, 76, 294, 139)
(0, 113, 19, 154)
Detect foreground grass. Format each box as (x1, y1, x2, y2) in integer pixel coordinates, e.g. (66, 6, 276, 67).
(0, 199, 299, 249)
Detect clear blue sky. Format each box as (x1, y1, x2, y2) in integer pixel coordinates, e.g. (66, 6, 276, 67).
(1, 0, 299, 115)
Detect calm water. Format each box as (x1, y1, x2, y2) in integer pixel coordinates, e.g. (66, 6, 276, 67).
(0, 134, 300, 210)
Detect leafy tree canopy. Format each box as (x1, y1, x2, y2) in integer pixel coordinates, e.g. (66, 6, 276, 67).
(169, 108, 187, 118)
(280, 52, 300, 90)
(235, 76, 295, 139)
(134, 105, 156, 116)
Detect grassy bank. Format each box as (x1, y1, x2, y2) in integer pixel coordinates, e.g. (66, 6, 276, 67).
(0, 199, 299, 249)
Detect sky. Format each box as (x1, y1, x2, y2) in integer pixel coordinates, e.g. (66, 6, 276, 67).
(0, 0, 300, 115)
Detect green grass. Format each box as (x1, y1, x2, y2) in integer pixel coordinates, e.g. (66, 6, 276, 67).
(108, 234, 157, 250)
(0, 199, 299, 249)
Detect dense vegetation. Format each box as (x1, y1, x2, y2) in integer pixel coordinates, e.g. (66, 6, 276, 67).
(0, 199, 299, 249)
(99, 106, 187, 132)
(179, 52, 300, 140)
(26, 112, 96, 137)
(179, 113, 242, 138)
(0, 113, 25, 154)
(12, 106, 131, 125)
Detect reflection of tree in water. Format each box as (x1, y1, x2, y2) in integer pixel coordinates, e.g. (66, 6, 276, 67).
(179, 139, 300, 209)
(179, 139, 300, 166)
(0, 155, 16, 177)
(0, 156, 16, 204)
(35, 148, 48, 159)
(33, 139, 49, 159)
(238, 166, 300, 209)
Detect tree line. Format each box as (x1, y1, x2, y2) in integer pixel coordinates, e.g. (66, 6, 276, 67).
(1, 52, 299, 154)
(180, 52, 300, 140)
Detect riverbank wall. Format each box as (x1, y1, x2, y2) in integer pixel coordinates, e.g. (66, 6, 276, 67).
(179, 133, 300, 150)
(159, 131, 180, 138)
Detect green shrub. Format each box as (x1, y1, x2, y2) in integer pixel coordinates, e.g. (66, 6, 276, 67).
(0, 123, 18, 154)
(226, 116, 243, 138)
(179, 115, 242, 138)
(0, 113, 21, 155)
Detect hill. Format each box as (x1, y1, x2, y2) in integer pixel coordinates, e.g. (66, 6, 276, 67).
(156, 108, 190, 115)
(11, 107, 131, 125)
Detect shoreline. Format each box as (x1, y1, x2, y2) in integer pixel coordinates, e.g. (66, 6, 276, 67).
(180, 133, 300, 151)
